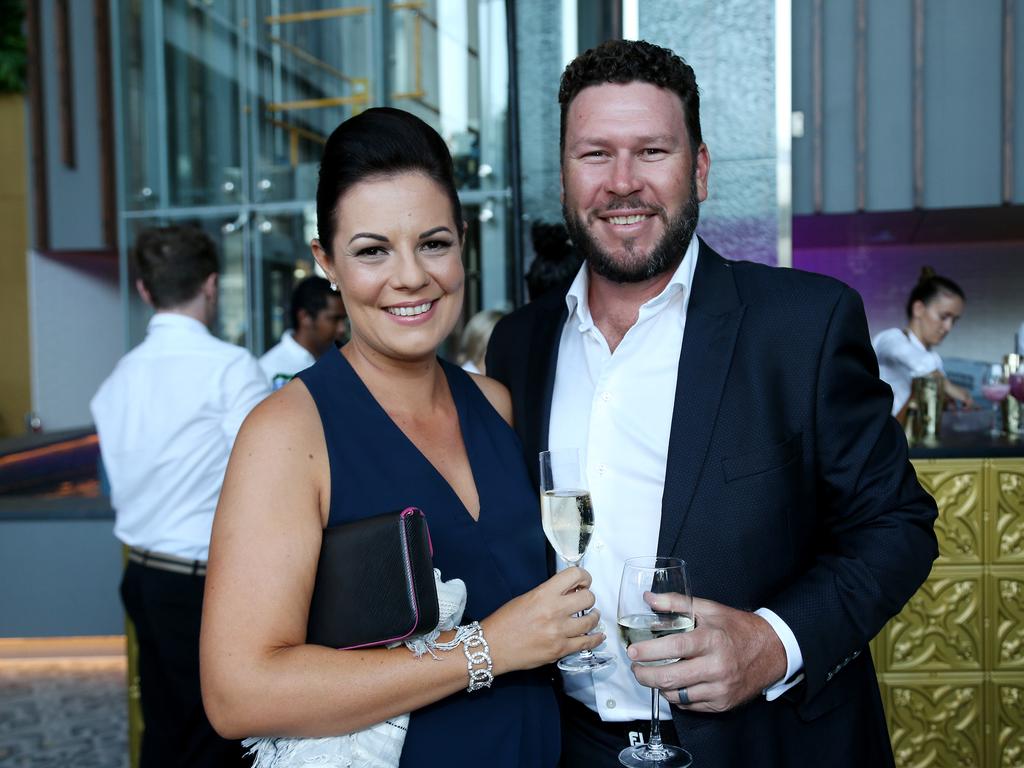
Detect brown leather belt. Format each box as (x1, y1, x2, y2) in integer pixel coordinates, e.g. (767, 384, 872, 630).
(128, 547, 207, 577)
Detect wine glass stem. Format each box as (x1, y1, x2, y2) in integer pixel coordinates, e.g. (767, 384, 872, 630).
(562, 554, 596, 659)
(648, 687, 664, 750)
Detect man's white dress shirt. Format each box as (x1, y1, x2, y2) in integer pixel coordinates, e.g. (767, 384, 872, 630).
(91, 313, 269, 560)
(872, 328, 943, 416)
(259, 330, 316, 382)
(548, 238, 803, 722)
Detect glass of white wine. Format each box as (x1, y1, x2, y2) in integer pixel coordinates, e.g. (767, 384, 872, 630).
(617, 556, 695, 768)
(539, 448, 613, 673)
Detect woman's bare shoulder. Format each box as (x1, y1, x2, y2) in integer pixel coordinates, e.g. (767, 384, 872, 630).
(233, 378, 323, 462)
(467, 373, 513, 426)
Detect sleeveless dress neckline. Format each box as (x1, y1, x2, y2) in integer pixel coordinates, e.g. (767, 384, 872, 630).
(296, 347, 560, 767)
(332, 351, 482, 523)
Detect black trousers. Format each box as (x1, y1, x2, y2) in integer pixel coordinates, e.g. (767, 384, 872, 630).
(559, 693, 683, 768)
(120, 561, 249, 768)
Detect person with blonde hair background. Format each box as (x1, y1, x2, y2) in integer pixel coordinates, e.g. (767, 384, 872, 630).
(457, 309, 505, 375)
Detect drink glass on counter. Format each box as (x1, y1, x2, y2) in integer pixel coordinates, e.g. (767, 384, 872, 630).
(982, 363, 1010, 437)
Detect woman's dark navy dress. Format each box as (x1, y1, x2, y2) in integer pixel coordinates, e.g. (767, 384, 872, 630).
(297, 350, 560, 767)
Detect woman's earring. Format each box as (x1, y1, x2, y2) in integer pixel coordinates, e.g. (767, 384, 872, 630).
(330, 281, 337, 291)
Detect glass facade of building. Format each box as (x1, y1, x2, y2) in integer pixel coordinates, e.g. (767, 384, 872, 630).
(112, 0, 513, 353)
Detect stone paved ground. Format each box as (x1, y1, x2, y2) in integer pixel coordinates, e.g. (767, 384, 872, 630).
(0, 657, 128, 767)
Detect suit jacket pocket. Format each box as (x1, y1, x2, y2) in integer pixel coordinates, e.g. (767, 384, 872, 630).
(721, 432, 802, 483)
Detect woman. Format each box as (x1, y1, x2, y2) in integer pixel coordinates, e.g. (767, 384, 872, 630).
(200, 108, 602, 766)
(873, 267, 973, 418)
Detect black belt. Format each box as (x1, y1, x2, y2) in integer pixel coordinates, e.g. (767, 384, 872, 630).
(560, 691, 680, 748)
(128, 547, 207, 576)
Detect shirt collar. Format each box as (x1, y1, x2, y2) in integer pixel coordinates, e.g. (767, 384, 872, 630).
(564, 235, 701, 332)
(147, 312, 211, 336)
(906, 329, 929, 353)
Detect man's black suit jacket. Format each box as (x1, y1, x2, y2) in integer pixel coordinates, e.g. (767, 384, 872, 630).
(486, 239, 937, 767)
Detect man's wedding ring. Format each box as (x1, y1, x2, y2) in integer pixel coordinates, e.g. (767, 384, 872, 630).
(676, 688, 690, 706)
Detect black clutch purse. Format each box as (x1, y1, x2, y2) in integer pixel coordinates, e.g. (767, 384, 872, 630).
(306, 506, 439, 650)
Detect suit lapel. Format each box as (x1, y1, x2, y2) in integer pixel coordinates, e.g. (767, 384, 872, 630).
(657, 240, 745, 557)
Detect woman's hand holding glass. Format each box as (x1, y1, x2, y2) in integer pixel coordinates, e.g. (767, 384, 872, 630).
(539, 449, 615, 673)
(481, 566, 604, 674)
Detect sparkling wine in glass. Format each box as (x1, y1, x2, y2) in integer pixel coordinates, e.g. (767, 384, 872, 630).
(539, 449, 613, 673)
(617, 557, 694, 768)
(982, 363, 1010, 437)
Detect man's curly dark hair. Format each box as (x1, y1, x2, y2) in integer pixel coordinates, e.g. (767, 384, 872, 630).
(558, 39, 701, 159)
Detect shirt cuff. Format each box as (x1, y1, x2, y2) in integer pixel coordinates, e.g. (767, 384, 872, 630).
(754, 607, 805, 702)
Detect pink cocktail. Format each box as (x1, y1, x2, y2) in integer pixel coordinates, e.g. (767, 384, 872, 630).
(983, 383, 1011, 402)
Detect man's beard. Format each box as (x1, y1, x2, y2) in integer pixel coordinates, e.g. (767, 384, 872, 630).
(563, 174, 700, 284)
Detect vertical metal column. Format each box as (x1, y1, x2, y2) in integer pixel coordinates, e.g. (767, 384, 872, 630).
(812, 0, 823, 213)
(153, 2, 171, 209)
(776, 0, 792, 267)
(913, 0, 924, 209)
(1002, 0, 1015, 204)
(855, 0, 866, 212)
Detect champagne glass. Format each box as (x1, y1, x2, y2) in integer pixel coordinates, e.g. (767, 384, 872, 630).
(617, 557, 695, 768)
(539, 449, 613, 673)
(981, 363, 1010, 437)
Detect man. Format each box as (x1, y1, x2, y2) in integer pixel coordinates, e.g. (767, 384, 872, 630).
(486, 40, 936, 767)
(259, 275, 347, 385)
(91, 226, 269, 768)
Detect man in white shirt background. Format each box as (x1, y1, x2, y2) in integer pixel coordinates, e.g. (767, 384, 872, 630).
(487, 40, 937, 767)
(259, 275, 347, 387)
(91, 226, 268, 768)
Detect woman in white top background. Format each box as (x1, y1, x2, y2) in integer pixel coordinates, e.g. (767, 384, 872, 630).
(873, 266, 974, 418)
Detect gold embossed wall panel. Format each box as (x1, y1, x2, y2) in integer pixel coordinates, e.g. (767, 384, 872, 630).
(989, 675, 1024, 768)
(884, 567, 985, 673)
(988, 570, 1024, 673)
(885, 674, 985, 768)
(912, 460, 984, 564)
(988, 460, 1024, 566)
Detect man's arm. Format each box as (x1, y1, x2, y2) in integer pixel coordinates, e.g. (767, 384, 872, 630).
(764, 285, 937, 703)
(629, 286, 937, 713)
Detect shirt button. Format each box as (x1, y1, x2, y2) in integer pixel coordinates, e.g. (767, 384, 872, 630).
(601, 391, 611, 402)
(606, 699, 616, 709)
(597, 464, 607, 476)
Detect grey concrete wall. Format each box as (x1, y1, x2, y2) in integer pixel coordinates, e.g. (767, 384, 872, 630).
(28, 251, 122, 431)
(641, 0, 780, 265)
(38, 0, 106, 250)
(513, 0, 565, 232)
(0, 518, 123, 637)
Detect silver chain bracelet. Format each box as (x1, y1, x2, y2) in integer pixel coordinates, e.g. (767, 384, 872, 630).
(433, 620, 493, 692)
(462, 622, 493, 692)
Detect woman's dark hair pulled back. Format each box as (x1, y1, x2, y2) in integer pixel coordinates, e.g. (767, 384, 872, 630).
(316, 107, 463, 255)
(905, 266, 965, 319)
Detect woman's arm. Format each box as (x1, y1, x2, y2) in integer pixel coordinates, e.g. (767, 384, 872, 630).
(200, 382, 600, 739)
(942, 377, 974, 409)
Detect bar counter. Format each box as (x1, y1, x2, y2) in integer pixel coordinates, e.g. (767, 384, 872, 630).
(909, 431, 1024, 459)
(876, 428, 1024, 765)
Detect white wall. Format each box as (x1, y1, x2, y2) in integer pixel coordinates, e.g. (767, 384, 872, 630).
(28, 250, 123, 431)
